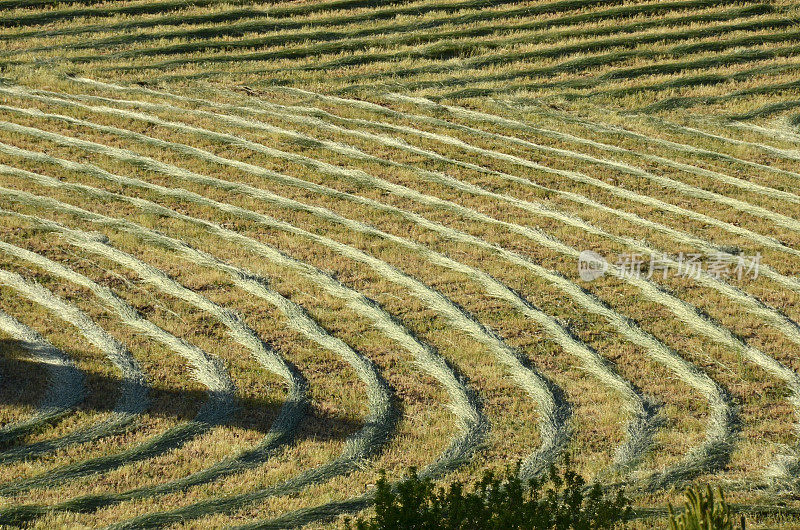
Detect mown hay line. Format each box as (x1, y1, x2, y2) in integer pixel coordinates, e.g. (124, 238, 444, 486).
(390, 95, 800, 234)
(36, 87, 776, 475)
(0, 119, 726, 484)
(29, 83, 800, 366)
(254, 5, 773, 83)
(17, 0, 752, 63)
(0, 206, 391, 525)
(74, 83, 800, 485)
(49, 2, 772, 69)
(410, 95, 800, 206)
(504, 98, 800, 208)
(0, 91, 655, 467)
(726, 120, 800, 147)
(549, 60, 800, 104)
(0, 269, 148, 462)
(246, 86, 800, 305)
(98, 12, 790, 74)
(0, 126, 724, 490)
(0, 165, 481, 447)
(0, 308, 85, 445)
(71, 83, 800, 357)
(156, 0, 760, 84)
(0, 89, 756, 474)
(624, 111, 800, 169)
(274, 86, 799, 265)
(0, 85, 792, 482)
(639, 76, 800, 113)
(0, 240, 237, 498)
(0, 110, 565, 480)
(0, 179, 485, 526)
(13, 83, 795, 269)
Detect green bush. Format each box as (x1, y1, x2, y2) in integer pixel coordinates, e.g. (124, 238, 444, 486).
(346, 457, 631, 529)
(668, 485, 744, 530)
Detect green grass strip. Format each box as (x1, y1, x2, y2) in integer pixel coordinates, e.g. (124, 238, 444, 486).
(166, 2, 765, 84)
(262, 3, 772, 80)
(0, 0, 476, 28)
(100, 8, 782, 72)
(435, 39, 800, 99)
(0, 0, 528, 41)
(39, 0, 752, 63)
(12, 0, 689, 54)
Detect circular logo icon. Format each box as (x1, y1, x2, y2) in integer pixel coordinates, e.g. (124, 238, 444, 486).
(578, 250, 607, 282)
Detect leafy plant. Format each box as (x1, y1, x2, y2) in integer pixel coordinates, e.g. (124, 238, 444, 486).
(668, 485, 744, 530)
(346, 456, 630, 529)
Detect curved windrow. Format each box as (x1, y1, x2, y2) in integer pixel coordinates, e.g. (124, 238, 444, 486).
(0, 244, 236, 497)
(0, 308, 85, 446)
(14, 83, 742, 485)
(0, 172, 484, 526)
(0, 269, 149, 463)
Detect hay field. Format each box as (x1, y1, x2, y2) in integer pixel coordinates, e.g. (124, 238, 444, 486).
(1, 0, 800, 526)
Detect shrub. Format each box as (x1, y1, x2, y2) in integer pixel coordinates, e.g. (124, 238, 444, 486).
(668, 485, 744, 530)
(345, 456, 630, 529)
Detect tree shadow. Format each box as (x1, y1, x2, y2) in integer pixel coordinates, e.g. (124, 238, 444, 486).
(0, 339, 362, 443)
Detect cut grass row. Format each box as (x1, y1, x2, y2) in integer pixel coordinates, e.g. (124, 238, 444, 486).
(0, 198, 396, 525)
(0, 229, 237, 498)
(0, 127, 665, 525)
(0, 0, 605, 41)
(56, 80, 800, 350)
(0, 160, 488, 525)
(389, 45, 800, 101)
(0, 84, 792, 520)
(0, 106, 656, 475)
(0, 268, 149, 463)
(15, 82, 800, 269)
(0, 83, 756, 482)
(501, 99, 800, 195)
(0, 101, 573, 481)
(43, 81, 800, 351)
(0, 309, 85, 446)
(212, 85, 800, 287)
(0, 80, 792, 516)
(47, 81, 800, 485)
(8, 117, 572, 470)
(0, 177, 484, 526)
(0, 159, 504, 524)
(8, 0, 764, 65)
(93, 12, 790, 74)
(0, 129, 506, 520)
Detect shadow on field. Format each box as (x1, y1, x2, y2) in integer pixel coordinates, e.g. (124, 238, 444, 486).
(0, 339, 362, 443)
